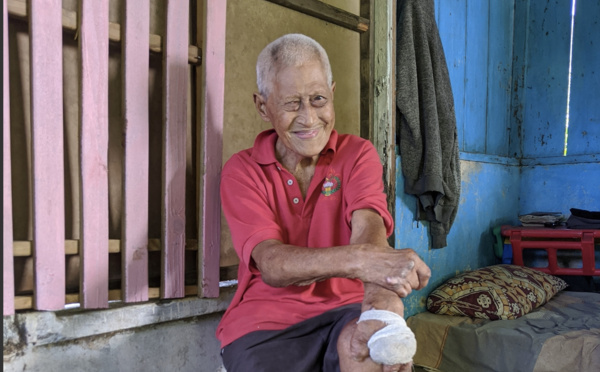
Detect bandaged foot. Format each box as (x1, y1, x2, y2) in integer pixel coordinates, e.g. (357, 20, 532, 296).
(357, 309, 416, 365)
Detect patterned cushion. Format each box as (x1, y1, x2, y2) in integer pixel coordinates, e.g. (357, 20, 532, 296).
(426, 264, 568, 320)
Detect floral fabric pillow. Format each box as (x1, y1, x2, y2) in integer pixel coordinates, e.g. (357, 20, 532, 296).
(426, 264, 568, 320)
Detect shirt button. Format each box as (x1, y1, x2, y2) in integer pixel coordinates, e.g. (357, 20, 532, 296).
(293, 198, 300, 204)
(287, 179, 294, 186)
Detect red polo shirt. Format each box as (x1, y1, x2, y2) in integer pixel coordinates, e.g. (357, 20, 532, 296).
(216, 129, 393, 348)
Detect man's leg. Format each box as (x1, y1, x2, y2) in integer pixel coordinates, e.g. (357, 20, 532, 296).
(223, 304, 362, 372)
(337, 319, 381, 371)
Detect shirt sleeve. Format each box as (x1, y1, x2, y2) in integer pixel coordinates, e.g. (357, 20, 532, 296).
(343, 139, 394, 237)
(220, 155, 283, 270)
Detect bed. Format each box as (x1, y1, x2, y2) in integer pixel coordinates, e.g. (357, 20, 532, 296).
(407, 264, 600, 372)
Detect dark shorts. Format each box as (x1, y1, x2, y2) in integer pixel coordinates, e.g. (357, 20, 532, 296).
(221, 303, 362, 372)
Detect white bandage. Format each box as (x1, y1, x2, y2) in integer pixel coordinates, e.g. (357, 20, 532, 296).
(357, 309, 416, 365)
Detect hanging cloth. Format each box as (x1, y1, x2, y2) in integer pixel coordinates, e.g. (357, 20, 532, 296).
(396, 0, 461, 248)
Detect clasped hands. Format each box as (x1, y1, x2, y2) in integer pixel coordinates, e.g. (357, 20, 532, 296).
(358, 246, 431, 298)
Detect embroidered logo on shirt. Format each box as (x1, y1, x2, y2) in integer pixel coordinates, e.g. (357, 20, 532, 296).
(321, 170, 341, 196)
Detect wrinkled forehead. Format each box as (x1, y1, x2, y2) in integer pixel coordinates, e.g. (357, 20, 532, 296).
(270, 61, 331, 95)
(269, 59, 329, 87)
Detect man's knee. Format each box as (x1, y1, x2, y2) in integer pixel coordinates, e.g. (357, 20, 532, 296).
(337, 319, 358, 358)
(337, 318, 381, 372)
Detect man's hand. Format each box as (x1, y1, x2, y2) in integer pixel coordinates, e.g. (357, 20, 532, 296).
(356, 246, 431, 298)
(358, 245, 431, 297)
(350, 209, 431, 298)
(349, 318, 413, 372)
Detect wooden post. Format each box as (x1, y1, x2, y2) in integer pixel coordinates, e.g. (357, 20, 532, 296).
(78, 0, 110, 309)
(359, 0, 371, 141)
(161, 0, 189, 299)
(198, 0, 227, 298)
(3, 0, 15, 316)
(366, 0, 397, 245)
(264, 0, 369, 33)
(121, 0, 150, 303)
(29, 0, 65, 310)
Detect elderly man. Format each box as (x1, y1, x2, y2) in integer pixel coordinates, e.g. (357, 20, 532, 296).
(217, 34, 430, 372)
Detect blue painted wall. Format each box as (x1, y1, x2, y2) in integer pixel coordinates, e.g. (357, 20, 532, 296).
(398, 157, 520, 317)
(518, 0, 572, 157)
(399, 0, 600, 316)
(434, 0, 516, 157)
(568, 0, 600, 156)
(516, 0, 600, 158)
(520, 158, 600, 216)
(515, 0, 600, 218)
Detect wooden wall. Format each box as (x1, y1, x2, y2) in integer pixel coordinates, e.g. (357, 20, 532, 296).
(398, 0, 521, 316)
(516, 0, 600, 158)
(435, 0, 517, 157)
(399, 0, 599, 316)
(431, 0, 599, 159)
(7, 0, 184, 243)
(7, 0, 363, 295)
(516, 0, 599, 215)
(6, 0, 204, 309)
(219, 0, 362, 266)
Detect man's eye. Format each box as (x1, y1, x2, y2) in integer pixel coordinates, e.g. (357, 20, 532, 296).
(312, 96, 327, 107)
(284, 101, 300, 110)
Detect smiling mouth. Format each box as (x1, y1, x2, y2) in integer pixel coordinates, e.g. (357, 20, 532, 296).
(292, 128, 320, 139)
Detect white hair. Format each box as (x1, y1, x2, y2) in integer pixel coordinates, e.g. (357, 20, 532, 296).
(256, 34, 333, 98)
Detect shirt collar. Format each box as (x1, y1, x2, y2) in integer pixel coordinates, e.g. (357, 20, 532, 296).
(251, 129, 338, 165)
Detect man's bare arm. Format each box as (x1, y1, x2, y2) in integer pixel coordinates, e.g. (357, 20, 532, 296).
(350, 209, 406, 312)
(349, 209, 430, 302)
(348, 209, 428, 368)
(341, 209, 429, 372)
(251, 209, 430, 298)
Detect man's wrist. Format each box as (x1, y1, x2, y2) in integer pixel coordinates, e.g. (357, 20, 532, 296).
(362, 283, 404, 314)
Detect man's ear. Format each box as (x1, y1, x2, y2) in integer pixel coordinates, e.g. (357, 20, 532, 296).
(253, 93, 270, 122)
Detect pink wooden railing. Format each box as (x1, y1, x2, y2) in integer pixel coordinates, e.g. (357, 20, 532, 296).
(29, 0, 66, 311)
(79, 0, 110, 309)
(4, 0, 15, 316)
(3, 0, 226, 316)
(201, 0, 227, 298)
(161, 0, 189, 300)
(122, 0, 150, 304)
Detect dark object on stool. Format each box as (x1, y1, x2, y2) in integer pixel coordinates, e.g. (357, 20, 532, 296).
(566, 208, 600, 229)
(557, 275, 599, 292)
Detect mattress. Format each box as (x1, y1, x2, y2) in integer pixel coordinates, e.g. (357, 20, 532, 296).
(407, 291, 600, 372)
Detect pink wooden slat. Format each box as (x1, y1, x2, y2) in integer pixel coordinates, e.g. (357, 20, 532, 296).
(79, 0, 109, 308)
(200, 0, 227, 298)
(3, 0, 15, 316)
(121, 0, 150, 302)
(547, 248, 558, 273)
(29, 0, 65, 310)
(161, 0, 189, 298)
(581, 232, 595, 276)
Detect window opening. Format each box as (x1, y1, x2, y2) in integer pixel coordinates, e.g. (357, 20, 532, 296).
(564, 0, 577, 156)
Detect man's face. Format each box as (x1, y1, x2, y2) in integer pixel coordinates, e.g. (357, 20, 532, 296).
(255, 60, 336, 162)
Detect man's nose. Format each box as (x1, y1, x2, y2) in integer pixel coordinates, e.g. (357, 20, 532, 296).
(297, 102, 318, 126)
